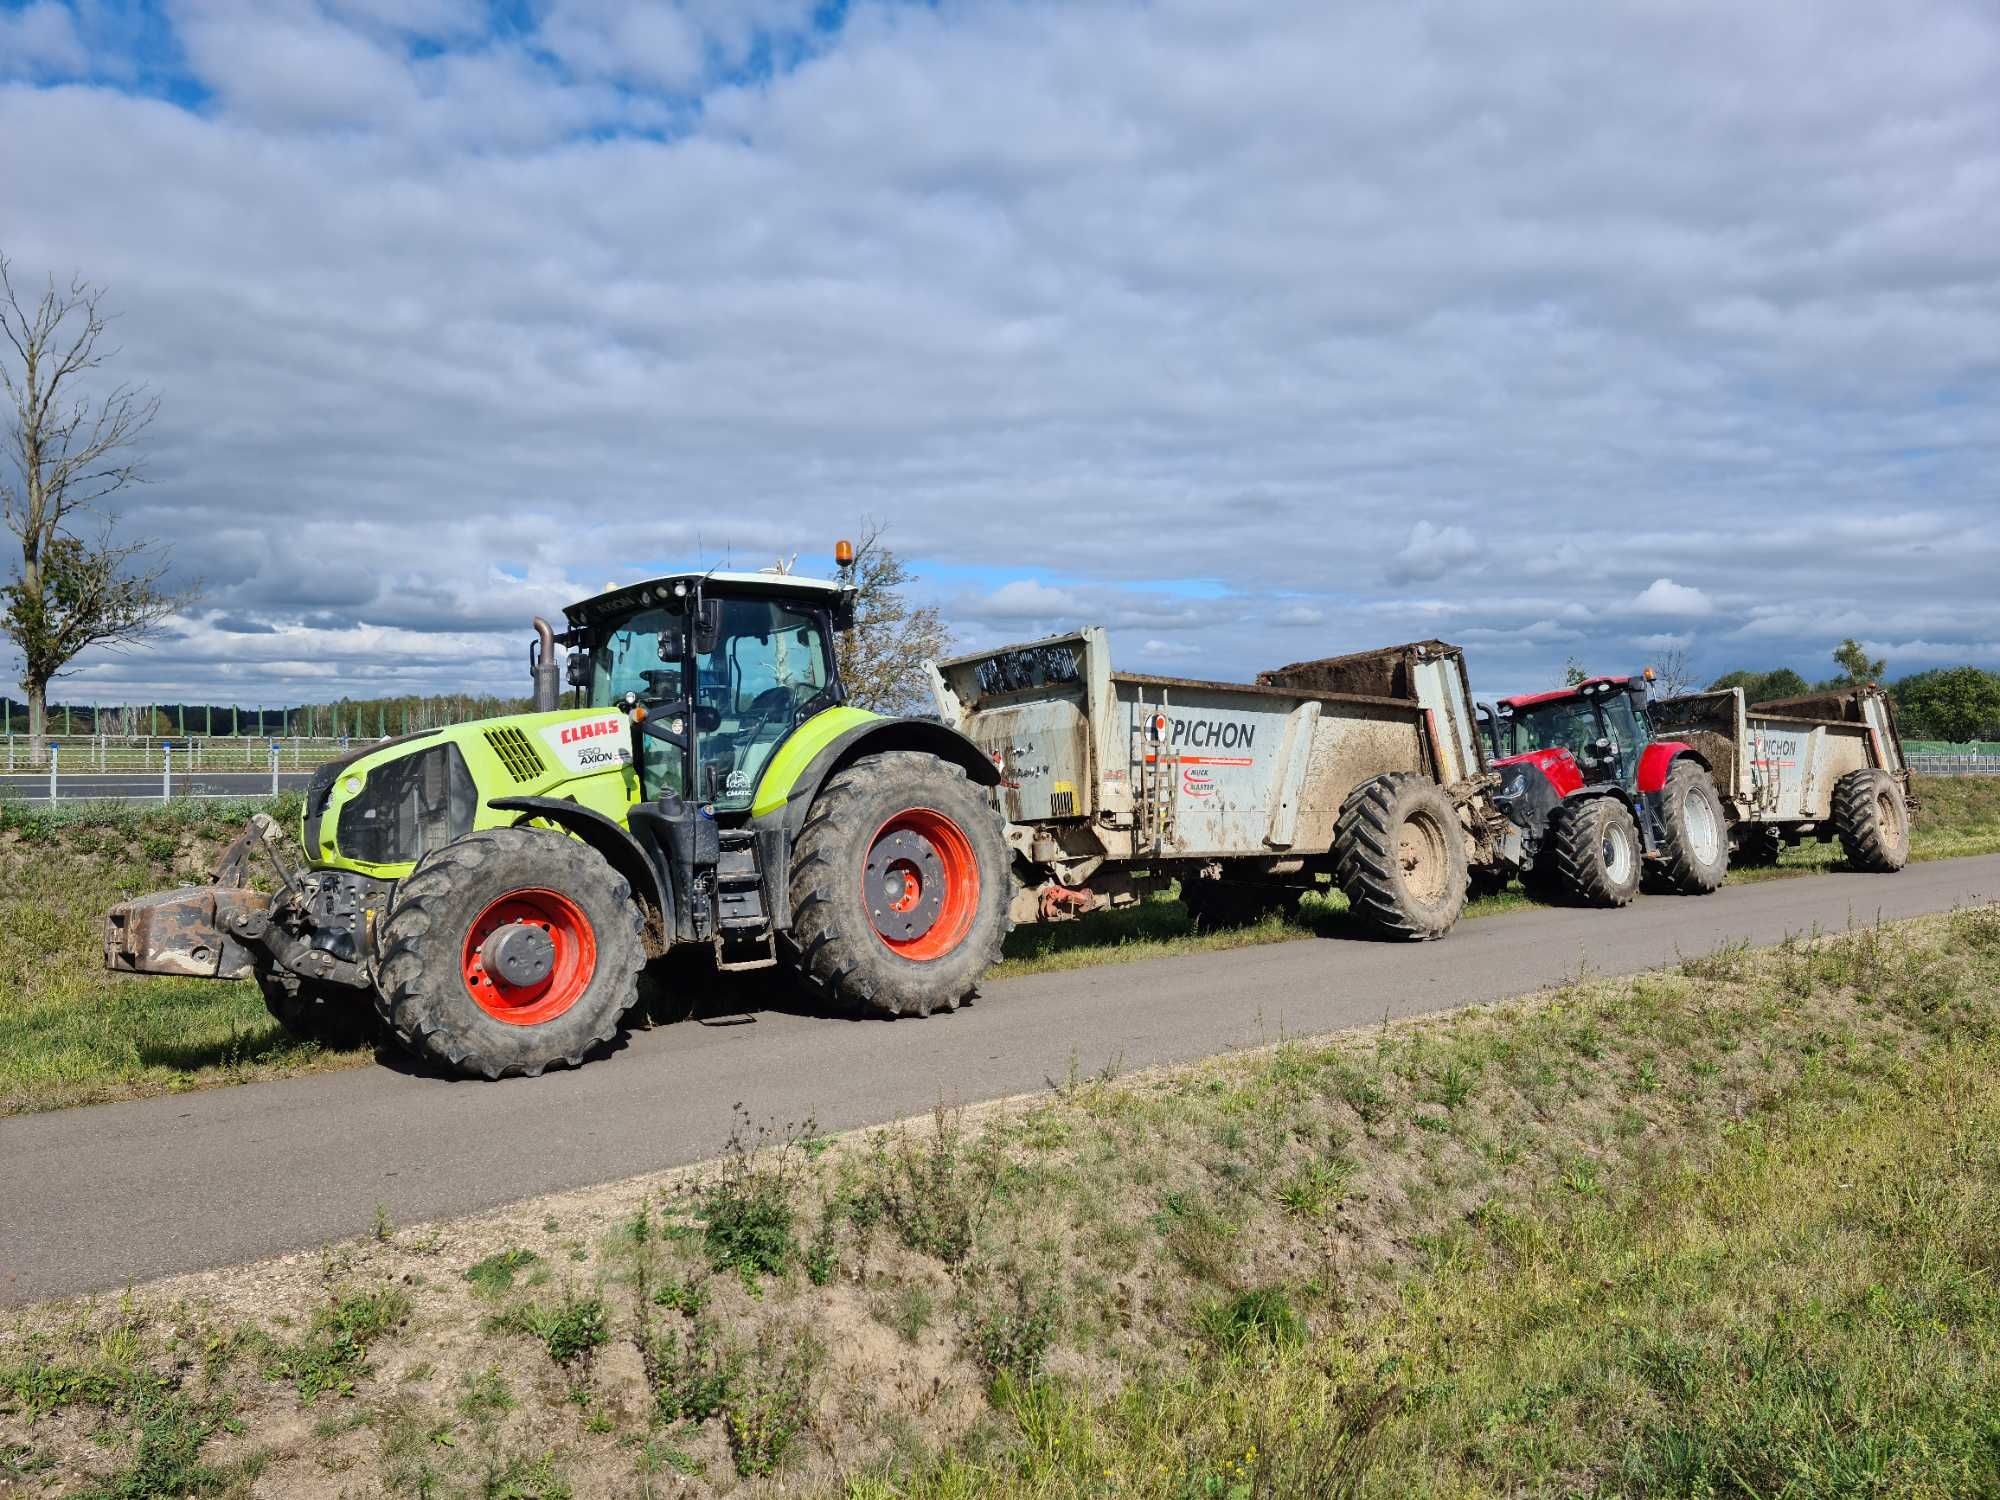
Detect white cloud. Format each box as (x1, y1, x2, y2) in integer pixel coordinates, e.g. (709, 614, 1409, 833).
(1, 0, 1997, 705)
(0, 2, 85, 77)
(1630, 579, 1715, 618)
(1385, 521, 1482, 585)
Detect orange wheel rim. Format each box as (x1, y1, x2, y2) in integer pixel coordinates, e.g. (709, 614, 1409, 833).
(461, 887, 597, 1026)
(863, 808, 979, 961)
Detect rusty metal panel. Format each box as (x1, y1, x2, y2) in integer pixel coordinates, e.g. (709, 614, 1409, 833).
(962, 697, 1092, 824)
(104, 886, 269, 980)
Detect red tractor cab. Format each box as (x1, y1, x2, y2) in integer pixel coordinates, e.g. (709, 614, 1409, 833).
(1474, 673, 1728, 906)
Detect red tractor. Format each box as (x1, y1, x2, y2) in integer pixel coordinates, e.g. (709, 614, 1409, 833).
(1476, 673, 1728, 906)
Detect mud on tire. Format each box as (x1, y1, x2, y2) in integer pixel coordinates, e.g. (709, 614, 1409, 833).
(788, 751, 1011, 1018)
(1832, 767, 1910, 873)
(373, 828, 645, 1079)
(1547, 795, 1642, 907)
(1646, 759, 1728, 896)
(1333, 772, 1468, 940)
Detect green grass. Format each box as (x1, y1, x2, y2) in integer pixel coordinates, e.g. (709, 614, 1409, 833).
(4, 908, 1998, 1495)
(0, 795, 372, 1116)
(5, 778, 1996, 1116)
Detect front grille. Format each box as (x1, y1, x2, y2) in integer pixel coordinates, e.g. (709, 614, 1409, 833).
(484, 726, 547, 783)
(335, 743, 477, 866)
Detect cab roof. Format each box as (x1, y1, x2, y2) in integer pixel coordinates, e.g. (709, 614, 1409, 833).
(563, 571, 846, 628)
(1498, 676, 1634, 711)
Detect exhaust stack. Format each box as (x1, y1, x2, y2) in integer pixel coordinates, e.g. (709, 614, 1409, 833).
(530, 617, 561, 713)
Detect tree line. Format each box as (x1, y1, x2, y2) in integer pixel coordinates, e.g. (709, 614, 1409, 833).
(1708, 639, 2000, 743)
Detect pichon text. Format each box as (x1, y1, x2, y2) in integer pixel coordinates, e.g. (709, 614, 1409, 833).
(1169, 716, 1256, 751)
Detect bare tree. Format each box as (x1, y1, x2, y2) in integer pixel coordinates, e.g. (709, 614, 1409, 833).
(1651, 644, 1694, 699)
(835, 523, 951, 714)
(1, 253, 191, 763)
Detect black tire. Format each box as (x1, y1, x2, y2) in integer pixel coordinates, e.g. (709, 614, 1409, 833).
(1647, 760, 1728, 895)
(1733, 826, 1785, 867)
(789, 751, 1011, 1018)
(1547, 796, 1642, 907)
(373, 828, 645, 1079)
(1182, 879, 1299, 929)
(1832, 768, 1910, 873)
(1333, 773, 1468, 940)
(256, 967, 378, 1049)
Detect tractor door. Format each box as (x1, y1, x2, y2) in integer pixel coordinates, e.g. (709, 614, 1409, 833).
(588, 607, 690, 800)
(692, 598, 836, 810)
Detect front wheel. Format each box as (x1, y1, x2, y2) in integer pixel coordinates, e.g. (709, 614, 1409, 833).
(373, 829, 646, 1079)
(789, 752, 1011, 1017)
(1547, 796, 1642, 907)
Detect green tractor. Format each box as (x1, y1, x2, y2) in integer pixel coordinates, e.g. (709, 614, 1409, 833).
(105, 549, 1012, 1078)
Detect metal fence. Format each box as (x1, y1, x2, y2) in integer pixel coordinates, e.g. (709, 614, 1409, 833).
(1908, 753, 2000, 777)
(1, 734, 359, 802)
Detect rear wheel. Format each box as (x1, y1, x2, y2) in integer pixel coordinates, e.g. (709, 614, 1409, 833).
(1832, 768, 1910, 873)
(257, 968, 377, 1049)
(374, 829, 645, 1079)
(1547, 796, 1641, 907)
(1647, 760, 1728, 895)
(789, 752, 1010, 1017)
(1333, 773, 1468, 940)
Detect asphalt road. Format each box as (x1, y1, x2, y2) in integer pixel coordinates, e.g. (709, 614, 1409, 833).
(0, 770, 316, 801)
(6, 854, 1999, 1307)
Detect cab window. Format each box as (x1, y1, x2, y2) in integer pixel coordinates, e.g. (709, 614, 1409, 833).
(695, 600, 831, 809)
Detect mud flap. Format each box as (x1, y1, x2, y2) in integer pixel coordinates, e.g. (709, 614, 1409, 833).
(105, 886, 273, 980)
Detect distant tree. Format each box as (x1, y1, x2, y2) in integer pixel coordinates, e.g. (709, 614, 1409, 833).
(1562, 655, 1588, 687)
(1650, 645, 1694, 699)
(1707, 667, 1811, 704)
(1892, 667, 2000, 743)
(1, 252, 195, 765)
(1829, 637, 1885, 686)
(835, 524, 951, 715)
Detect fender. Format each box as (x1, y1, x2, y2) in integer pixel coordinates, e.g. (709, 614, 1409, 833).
(1490, 747, 1583, 799)
(1636, 741, 1706, 795)
(486, 795, 673, 952)
(751, 715, 1002, 841)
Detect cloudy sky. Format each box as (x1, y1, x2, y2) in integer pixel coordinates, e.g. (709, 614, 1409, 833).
(3, 0, 1997, 711)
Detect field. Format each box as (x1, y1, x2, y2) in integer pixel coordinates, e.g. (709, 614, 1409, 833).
(3, 907, 1997, 1496)
(4, 778, 1999, 1117)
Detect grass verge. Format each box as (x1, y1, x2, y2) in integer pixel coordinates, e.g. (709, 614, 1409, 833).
(4, 776, 1997, 1116)
(2, 907, 1997, 1496)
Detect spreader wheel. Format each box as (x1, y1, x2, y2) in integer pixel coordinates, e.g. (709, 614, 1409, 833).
(374, 828, 644, 1079)
(1333, 772, 1469, 940)
(789, 751, 1010, 1017)
(1832, 768, 1910, 873)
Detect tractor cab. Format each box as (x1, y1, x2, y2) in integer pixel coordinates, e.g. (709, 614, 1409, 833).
(558, 571, 854, 812)
(1490, 674, 1655, 794)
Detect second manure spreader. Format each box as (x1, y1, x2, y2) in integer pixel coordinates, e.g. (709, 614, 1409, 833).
(107, 547, 1014, 1079)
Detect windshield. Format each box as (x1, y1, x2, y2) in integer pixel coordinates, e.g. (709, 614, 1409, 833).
(697, 599, 831, 810)
(1505, 692, 1642, 779)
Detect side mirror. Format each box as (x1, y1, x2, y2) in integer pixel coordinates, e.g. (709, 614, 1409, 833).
(693, 599, 721, 656)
